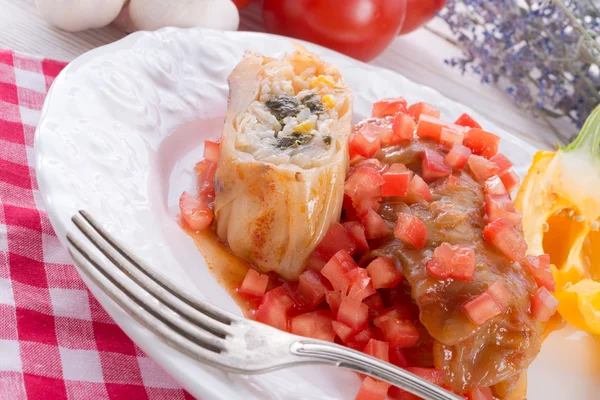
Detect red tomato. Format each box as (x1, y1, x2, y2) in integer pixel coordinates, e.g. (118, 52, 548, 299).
(364, 292, 386, 315)
(499, 170, 520, 192)
(372, 97, 408, 118)
(394, 213, 428, 249)
(344, 166, 384, 200)
(346, 328, 373, 350)
(262, 0, 408, 62)
(306, 251, 328, 272)
(290, 310, 336, 342)
(468, 155, 501, 180)
(483, 218, 527, 262)
(382, 169, 411, 197)
(366, 257, 403, 289)
(484, 176, 507, 196)
(407, 102, 440, 121)
(360, 207, 391, 239)
(439, 126, 465, 147)
(344, 268, 377, 301)
(363, 338, 390, 362)
(203, 140, 220, 162)
(463, 128, 500, 158)
(389, 346, 408, 368)
(326, 291, 342, 318)
(337, 297, 370, 330)
(490, 153, 513, 173)
(444, 144, 471, 170)
(179, 191, 213, 231)
(355, 377, 390, 400)
(350, 131, 382, 159)
(331, 320, 356, 343)
(255, 287, 294, 331)
(231, 0, 252, 9)
(524, 255, 556, 292)
(238, 269, 269, 297)
(379, 318, 420, 347)
(426, 242, 476, 281)
(321, 250, 359, 291)
(343, 221, 370, 251)
(194, 160, 217, 200)
(297, 270, 328, 308)
(468, 387, 494, 400)
(454, 113, 482, 129)
(399, 0, 446, 34)
(485, 193, 522, 227)
(486, 281, 511, 309)
(408, 175, 432, 202)
(421, 150, 451, 181)
(462, 292, 502, 325)
(315, 222, 357, 259)
(389, 368, 446, 400)
(390, 113, 417, 144)
(531, 287, 559, 322)
(415, 115, 446, 142)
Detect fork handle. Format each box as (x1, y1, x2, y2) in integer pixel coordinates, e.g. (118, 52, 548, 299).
(290, 340, 463, 400)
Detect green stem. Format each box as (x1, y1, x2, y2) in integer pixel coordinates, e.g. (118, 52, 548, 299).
(553, 0, 600, 57)
(563, 105, 600, 158)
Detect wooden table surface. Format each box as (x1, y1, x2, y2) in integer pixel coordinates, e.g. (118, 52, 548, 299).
(0, 0, 574, 148)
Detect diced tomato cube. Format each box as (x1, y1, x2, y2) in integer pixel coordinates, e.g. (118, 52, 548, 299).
(422, 150, 451, 181)
(385, 113, 416, 145)
(389, 346, 408, 368)
(454, 113, 482, 129)
(194, 160, 217, 200)
(344, 166, 384, 200)
(373, 307, 413, 328)
(426, 243, 476, 281)
(203, 140, 220, 162)
(490, 153, 513, 173)
(394, 213, 428, 249)
(415, 114, 445, 142)
(337, 297, 370, 331)
(350, 131, 382, 159)
(468, 387, 494, 400)
(362, 338, 390, 362)
(306, 251, 328, 272)
(344, 268, 377, 301)
(354, 158, 386, 172)
(463, 292, 503, 325)
(363, 292, 385, 315)
(445, 144, 471, 170)
(360, 207, 391, 239)
(366, 257, 403, 289)
(499, 170, 520, 192)
(389, 368, 447, 400)
(531, 287, 559, 322)
(326, 291, 342, 318)
(179, 191, 213, 231)
(331, 320, 356, 342)
(315, 222, 357, 260)
(321, 250, 359, 291)
(408, 175, 432, 202)
(297, 270, 328, 309)
(485, 194, 522, 226)
(440, 126, 465, 147)
(408, 102, 441, 121)
(382, 169, 411, 197)
(524, 255, 556, 292)
(290, 310, 335, 342)
(346, 328, 373, 350)
(463, 128, 500, 158)
(255, 287, 294, 331)
(343, 195, 360, 222)
(355, 377, 391, 400)
(468, 154, 500, 180)
(238, 269, 269, 297)
(343, 221, 370, 251)
(484, 175, 507, 196)
(483, 218, 528, 261)
(379, 318, 419, 348)
(372, 97, 409, 118)
(486, 280, 511, 309)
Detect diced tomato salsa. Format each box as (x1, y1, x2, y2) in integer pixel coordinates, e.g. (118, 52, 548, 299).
(203, 97, 544, 400)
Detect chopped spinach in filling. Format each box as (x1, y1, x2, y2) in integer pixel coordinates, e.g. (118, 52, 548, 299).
(265, 95, 300, 120)
(301, 94, 324, 114)
(276, 132, 313, 149)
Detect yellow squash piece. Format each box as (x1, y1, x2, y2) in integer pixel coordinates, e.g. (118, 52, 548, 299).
(515, 106, 600, 334)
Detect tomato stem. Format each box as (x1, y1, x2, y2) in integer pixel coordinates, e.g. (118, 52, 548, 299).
(563, 105, 600, 160)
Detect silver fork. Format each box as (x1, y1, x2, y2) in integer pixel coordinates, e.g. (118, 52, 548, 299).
(65, 210, 462, 400)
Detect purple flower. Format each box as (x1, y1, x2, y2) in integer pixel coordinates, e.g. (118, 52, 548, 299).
(440, 0, 600, 136)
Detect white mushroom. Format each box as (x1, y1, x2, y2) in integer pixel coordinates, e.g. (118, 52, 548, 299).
(36, 0, 127, 32)
(128, 0, 239, 31)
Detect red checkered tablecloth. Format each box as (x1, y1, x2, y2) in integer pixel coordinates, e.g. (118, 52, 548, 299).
(0, 50, 193, 400)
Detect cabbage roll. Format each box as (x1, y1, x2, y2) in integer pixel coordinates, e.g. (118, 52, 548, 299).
(214, 46, 353, 280)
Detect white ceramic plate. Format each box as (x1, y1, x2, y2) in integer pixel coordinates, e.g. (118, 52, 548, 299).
(35, 28, 600, 400)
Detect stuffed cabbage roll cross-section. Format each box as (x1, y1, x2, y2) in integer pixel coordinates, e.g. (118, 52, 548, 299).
(214, 47, 353, 281)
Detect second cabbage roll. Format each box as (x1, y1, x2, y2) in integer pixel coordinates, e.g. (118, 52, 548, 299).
(214, 46, 353, 281)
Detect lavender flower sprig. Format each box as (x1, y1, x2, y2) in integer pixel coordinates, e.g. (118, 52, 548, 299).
(440, 0, 600, 137)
